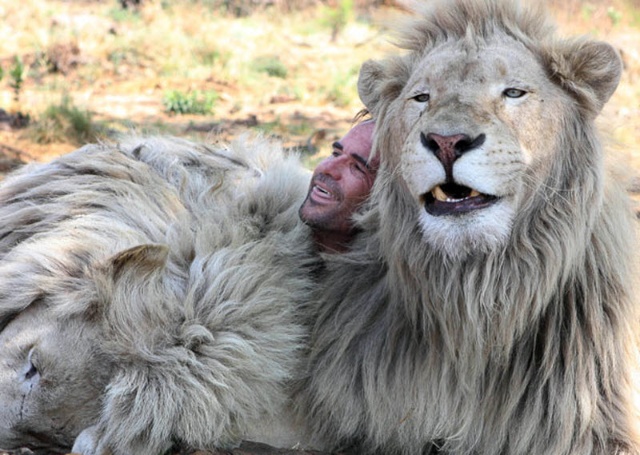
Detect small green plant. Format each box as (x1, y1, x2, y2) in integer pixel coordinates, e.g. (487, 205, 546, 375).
(607, 7, 623, 27)
(323, 66, 358, 107)
(162, 89, 217, 115)
(254, 116, 282, 135)
(251, 56, 288, 79)
(108, 5, 141, 22)
(28, 95, 98, 145)
(288, 119, 314, 137)
(631, 6, 640, 28)
(255, 116, 315, 138)
(581, 3, 596, 21)
(320, 0, 354, 42)
(9, 56, 26, 104)
(198, 49, 224, 66)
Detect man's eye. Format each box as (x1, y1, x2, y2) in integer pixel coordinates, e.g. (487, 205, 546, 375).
(351, 163, 366, 175)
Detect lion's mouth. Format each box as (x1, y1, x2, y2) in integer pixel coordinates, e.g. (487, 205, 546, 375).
(423, 183, 498, 216)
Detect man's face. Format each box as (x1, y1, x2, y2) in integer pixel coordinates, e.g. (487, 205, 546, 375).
(299, 120, 377, 235)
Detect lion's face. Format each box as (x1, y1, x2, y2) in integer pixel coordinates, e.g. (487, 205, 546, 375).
(360, 27, 622, 259)
(0, 302, 108, 453)
(399, 35, 568, 256)
(0, 235, 154, 453)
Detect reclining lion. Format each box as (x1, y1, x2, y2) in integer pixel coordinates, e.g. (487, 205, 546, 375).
(0, 135, 318, 454)
(301, 0, 640, 454)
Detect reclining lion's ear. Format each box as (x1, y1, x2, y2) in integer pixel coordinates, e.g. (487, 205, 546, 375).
(358, 55, 411, 117)
(105, 244, 169, 282)
(77, 244, 170, 324)
(93, 244, 169, 308)
(547, 38, 623, 116)
(93, 244, 172, 347)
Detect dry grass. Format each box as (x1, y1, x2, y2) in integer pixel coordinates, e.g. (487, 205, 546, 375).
(0, 0, 395, 164)
(0, 0, 637, 168)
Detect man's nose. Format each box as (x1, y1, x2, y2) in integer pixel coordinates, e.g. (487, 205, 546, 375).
(319, 155, 348, 179)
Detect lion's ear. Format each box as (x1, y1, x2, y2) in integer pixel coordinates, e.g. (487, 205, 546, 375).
(551, 39, 623, 115)
(91, 243, 180, 362)
(105, 244, 169, 282)
(358, 56, 410, 116)
(358, 59, 387, 114)
(93, 244, 169, 308)
(82, 243, 169, 325)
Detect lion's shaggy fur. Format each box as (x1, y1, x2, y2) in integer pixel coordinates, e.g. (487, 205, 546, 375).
(301, 1, 640, 454)
(0, 135, 318, 454)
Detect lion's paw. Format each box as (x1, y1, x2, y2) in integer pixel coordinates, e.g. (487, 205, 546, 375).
(72, 425, 111, 455)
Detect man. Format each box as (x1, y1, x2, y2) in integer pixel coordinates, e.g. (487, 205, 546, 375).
(299, 118, 377, 253)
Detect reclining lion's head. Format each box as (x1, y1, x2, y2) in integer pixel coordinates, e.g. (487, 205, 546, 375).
(359, 0, 623, 259)
(0, 302, 107, 453)
(0, 230, 169, 453)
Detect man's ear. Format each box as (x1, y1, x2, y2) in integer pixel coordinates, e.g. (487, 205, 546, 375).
(358, 55, 411, 117)
(547, 38, 622, 116)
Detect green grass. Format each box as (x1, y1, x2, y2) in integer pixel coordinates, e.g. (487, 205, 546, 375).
(162, 89, 218, 115)
(27, 95, 101, 145)
(253, 115, 315, 138)
(319, 0, 355, 41)
(250, 56, 288, 79)
(321, 65, 359, 107)
(1, 0, 636, 157)
(108, 6, 142, 23)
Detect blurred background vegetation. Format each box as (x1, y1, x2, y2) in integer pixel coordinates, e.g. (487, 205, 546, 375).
(0, 0, 637, 171)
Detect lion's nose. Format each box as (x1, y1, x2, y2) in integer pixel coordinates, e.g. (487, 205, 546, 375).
(420, 132, 486, 180)
(421, 132, 486, 162)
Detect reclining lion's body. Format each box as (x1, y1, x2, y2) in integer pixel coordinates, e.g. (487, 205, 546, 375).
(301, 0, 640, 454)
(0, 136, 317, 454)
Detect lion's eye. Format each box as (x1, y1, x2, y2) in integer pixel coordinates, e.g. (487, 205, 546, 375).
(24, 347, 40, 381)
(411, 93, 430, 103)
(503, 88, 527, 98)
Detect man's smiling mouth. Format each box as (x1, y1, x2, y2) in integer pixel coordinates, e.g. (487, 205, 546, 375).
(314, 184, 332, 197)
(310, 177, 341, 203)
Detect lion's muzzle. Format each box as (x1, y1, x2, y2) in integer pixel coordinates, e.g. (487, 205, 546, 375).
(419, 131, 498, 216)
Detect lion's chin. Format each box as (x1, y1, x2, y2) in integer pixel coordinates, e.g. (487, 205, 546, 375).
(423, 183, 498, 216)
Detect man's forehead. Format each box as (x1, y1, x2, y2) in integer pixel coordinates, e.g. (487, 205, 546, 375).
(333, 140, 376, 169)
(349, 120, 375, 141)
(341, 122, 374, 148)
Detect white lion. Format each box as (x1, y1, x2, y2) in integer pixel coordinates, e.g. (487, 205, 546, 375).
(0, 135, 318, 454)
(300, 0, 640, 454)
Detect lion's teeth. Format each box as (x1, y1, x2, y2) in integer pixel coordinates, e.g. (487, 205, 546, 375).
(433, 186, 449, 202)
(432, 186, 481, 202)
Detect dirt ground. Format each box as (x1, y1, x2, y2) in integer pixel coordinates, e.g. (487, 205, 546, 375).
(0, 3, 637, 172)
